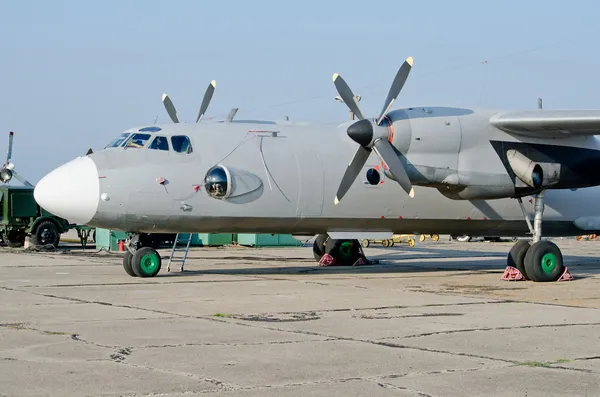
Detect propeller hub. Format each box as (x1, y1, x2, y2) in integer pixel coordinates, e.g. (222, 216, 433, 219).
(347, 119, 374, 147)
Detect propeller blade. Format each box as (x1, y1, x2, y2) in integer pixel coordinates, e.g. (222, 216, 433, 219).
(196, 80, 216, 123)
(162, 94, 179, 123)
(376, 57, 413, 125)
(334, 146, 372, 205)
(373, 139, 414, 197)
(332, 73, 364, 120)
(86, 148, 93, 155)
(11, 169, 33, 187)
(6, 131, 13, 164)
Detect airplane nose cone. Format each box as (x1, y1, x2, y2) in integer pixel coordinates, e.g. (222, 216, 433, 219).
(34, 156, 100, 225)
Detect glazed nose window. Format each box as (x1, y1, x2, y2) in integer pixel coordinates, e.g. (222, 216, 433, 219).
(204, 166, 230, 199)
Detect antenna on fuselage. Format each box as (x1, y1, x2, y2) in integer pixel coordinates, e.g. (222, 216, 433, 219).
(538, 97, 543, 110)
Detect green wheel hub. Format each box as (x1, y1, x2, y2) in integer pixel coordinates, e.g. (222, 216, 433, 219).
(339, 241, 353, 257)
(540, 252, 557, 274)
(139, 252, 160, 275)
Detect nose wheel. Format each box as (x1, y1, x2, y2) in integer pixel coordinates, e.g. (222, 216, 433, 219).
(508, 191, 565, 282)
(122, 233, 162, 277)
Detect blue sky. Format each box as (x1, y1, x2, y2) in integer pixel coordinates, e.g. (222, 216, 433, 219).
(1, 0, 599, 183)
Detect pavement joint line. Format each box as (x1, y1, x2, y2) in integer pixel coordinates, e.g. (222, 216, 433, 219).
(386, 322, 600, 339)
(109, 360, 240, 391)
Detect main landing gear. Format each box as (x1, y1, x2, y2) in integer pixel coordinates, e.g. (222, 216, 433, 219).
(507, 191, 565, 282)
(122, 233, 162, 278)
(313, 234, 365, 266)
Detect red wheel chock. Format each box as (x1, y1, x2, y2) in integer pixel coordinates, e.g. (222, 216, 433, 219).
(501, 266, 525, 281)
(318, 253, 371, 267)
(501, 266, 574, 281)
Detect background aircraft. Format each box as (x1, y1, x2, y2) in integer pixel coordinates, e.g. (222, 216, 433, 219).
(34, 56, 600, 283)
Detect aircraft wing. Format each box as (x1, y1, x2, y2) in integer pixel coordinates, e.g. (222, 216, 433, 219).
(489, 110, 600, 138)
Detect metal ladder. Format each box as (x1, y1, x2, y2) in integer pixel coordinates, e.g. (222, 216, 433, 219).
(167, 233, 193, 272)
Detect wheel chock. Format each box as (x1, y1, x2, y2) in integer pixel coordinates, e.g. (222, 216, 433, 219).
(558, 267, 574, 282)
(352, 256, 369, 266)
(319, 253, 336, 266)
(501, 266, 525, 281)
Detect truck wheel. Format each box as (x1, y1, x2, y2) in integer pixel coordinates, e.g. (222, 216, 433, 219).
(33, 221, 60, 248)
(131, 247, 162, 277)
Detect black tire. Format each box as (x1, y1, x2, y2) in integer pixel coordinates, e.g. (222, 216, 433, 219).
(524, 240, 564, 282)
(4, 231, 25, 248)
(131, 247, 162, 277)
(312, 234, 328, 262)
(325, 239, 361, 266)
(507, 240, 531, 280)
(32, 220, 61, 248)
(122, 250, 137, 277)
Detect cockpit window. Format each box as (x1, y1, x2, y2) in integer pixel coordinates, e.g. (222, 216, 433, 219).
(124, 133, 151, 148)
(105, 133, 131, 148)
(149, 136, 169, 151)
(171, 135, 193, 154)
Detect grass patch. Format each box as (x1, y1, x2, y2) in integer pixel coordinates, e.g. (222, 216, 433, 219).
(212, 313, 231, 318)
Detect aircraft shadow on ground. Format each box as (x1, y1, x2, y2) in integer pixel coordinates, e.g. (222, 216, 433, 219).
(157, 244, 600, 279)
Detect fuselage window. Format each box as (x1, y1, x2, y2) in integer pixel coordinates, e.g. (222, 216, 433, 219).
(105, 132, 131, 148)
(124, 133, 151, 148)
(149, 136, 169, 151)
(171, 135, 193, 154)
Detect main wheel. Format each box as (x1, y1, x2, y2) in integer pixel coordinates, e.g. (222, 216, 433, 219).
(419, 235, 426, 242)
(122, 250, 137, 277)
(431, 234, 440, 241)
(131, 247, 162, 277)
(523, 240, 564, 282)
(507, 240, 531, 280)
(312, 234, 328, 262)
(361, 239, 370, 248)
(32, 220, 60, 248)
(382, 239, 390, 247)
(325, 239, 361, 266)
(408, 238, 415, 247)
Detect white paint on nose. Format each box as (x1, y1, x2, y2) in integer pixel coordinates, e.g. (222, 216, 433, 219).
(34, 156, 100, 225)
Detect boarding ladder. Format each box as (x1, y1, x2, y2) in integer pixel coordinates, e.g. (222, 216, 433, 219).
(167, 233, 193, 272)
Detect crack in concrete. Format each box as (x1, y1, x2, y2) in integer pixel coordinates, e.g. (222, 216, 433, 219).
(374, 381, 433, 396)
(396, 322, 600, 339)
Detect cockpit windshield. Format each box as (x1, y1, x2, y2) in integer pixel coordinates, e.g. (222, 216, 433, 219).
(105, 132, 131, 148)
(123, 133, 152, 148)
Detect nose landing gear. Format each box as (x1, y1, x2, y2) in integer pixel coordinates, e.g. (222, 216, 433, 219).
(508, 191, 565, 282)
(122, 233, 162, 277)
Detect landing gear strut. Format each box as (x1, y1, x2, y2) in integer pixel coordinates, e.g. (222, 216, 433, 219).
(123, 233, 162, 277)
(508, 191, 565, 282)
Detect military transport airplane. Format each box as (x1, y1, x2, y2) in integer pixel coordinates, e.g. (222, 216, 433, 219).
(32, 56, 600, 282)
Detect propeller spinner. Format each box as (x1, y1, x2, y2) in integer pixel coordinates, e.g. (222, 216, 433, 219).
(333, 57, 415, 205)
(162, 80, 216, 123)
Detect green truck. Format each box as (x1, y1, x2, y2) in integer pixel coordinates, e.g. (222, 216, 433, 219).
(0, 185, 73, 248)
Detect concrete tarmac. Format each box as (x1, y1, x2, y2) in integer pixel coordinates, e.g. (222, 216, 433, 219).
(1, 237, 600, 396)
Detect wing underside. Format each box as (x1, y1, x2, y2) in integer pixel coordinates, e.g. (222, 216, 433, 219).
(490, 110, 600, 138)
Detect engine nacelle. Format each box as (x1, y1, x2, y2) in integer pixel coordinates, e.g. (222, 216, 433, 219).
(506, 149, 544, 189)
